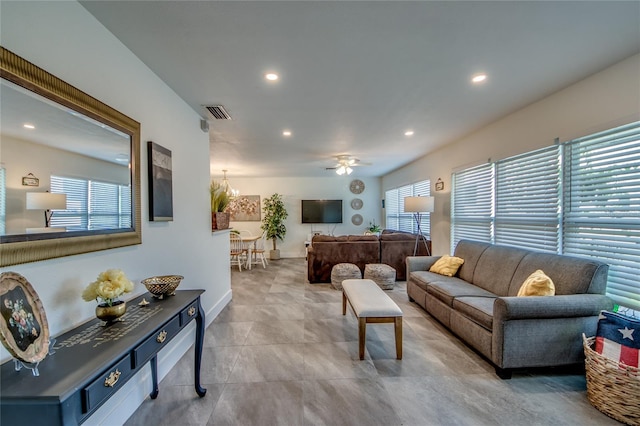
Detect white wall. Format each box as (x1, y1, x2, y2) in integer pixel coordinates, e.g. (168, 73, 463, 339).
(225, 176, 382, 257)
(0, 2, 231, 424)
(383, 53, 640, 255)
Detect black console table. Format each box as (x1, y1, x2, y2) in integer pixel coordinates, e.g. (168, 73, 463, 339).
(0, 290, 206, 425)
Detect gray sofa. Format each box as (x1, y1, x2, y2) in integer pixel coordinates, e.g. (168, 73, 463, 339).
(406, 240, 613, 378)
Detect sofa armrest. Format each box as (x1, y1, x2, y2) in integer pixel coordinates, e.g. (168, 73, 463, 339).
(406, 256, 440, 273)
(494, 294, 613, 321)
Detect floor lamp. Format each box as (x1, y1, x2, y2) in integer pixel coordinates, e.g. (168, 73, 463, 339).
(404, 196, 434, 256)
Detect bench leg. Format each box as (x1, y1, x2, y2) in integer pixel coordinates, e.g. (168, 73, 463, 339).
(358, 317, 366, 360)
(342, 290, 347, 315)
(394, 317, 403, 360)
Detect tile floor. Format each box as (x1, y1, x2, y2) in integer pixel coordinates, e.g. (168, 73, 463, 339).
(126, 258, 619, 426)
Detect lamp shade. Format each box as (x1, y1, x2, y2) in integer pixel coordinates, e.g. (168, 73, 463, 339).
(404, 196, 434, 213)
(26, 192, 67, 210)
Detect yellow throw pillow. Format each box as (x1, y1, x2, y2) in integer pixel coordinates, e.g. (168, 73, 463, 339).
(429, 255, 465, 277)
(517, 270, 555, 297)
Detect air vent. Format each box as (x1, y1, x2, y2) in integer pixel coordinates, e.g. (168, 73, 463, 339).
(204, 105, 232, 120)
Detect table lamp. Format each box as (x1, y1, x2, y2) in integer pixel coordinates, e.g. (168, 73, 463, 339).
(403, 196, 434, 256)
(26, 192, 67, 227)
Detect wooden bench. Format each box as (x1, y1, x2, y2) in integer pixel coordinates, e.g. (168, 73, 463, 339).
(342, 279, 403, 360)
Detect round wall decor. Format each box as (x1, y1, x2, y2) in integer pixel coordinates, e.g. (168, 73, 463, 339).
(351, 214, 363, 226)
(350, 198, 363, 210)
(349, 179, 365, 194)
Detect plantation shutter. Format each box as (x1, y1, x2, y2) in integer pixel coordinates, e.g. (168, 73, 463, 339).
(495, 146, 561, 252)
(397, 185, 413, 232)
(451, 163, 493, 251)
(563, 122, 640, 309)
(90, 181, 121, 230)
(385, 180, 431, 235)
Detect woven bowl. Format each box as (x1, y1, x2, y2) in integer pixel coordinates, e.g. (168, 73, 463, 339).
(141, 275, 183, 298)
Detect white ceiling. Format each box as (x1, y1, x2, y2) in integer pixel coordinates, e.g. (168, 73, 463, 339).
(81, 1, 640, 179)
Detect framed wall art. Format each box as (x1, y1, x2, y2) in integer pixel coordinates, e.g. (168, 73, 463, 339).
(227, 195, 261, 221)
(147, 141, 173, 221)
(0, 272, 50, 364)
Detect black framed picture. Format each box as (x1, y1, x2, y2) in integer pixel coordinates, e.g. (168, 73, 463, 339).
(147, 141, 173, 221)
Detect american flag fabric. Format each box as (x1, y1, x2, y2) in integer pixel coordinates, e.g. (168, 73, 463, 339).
(595, 311, 640, 368)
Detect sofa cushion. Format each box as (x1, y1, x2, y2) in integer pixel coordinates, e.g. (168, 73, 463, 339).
(508, 252, 609, 296)
(453, 240, 491, 283)
(348, 235, 379, 242)
(472, 245, 529, 296)
(517, 270, 555, 297)
(426, 278, 497, 307)
(429, 255, 464, 277)
(452, 296, 496, 330)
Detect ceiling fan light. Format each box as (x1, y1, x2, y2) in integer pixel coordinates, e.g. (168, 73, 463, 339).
(336, 166, 346, 175)
(348, 158, 356, 165)
(346, 166, 353, 175)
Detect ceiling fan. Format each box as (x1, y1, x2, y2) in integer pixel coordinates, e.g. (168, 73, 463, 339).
(325, 155, 371, 175)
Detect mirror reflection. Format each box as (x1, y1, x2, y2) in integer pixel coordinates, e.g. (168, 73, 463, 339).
(0, 79, 132, 238)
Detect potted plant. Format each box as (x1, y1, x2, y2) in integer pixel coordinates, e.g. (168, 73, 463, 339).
(368, 220, 381, 236)
(210, 180, 230, 230)
(261, 193, 288, 260)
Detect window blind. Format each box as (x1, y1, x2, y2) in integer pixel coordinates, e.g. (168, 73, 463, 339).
(451, 163, 493, 251)
(0, 168, 5, 234)
(563, 122, 640, 309)
(495, 145, 560, 253)
(385, 179, 431, 235)
(50, 175, 132, 231)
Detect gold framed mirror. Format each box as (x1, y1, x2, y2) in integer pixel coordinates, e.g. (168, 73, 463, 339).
(0, 47, 141, 266)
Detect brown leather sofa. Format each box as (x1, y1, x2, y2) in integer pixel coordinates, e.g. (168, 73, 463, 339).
(307, 230, 431, 283)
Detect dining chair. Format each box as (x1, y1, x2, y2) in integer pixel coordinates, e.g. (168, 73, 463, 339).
(252, 231, 269, 269)
(229, 232, 245, 271)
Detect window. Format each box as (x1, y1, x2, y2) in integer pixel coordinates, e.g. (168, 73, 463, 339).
(0, 167, 5, 234)
(451, 163, 493, 250)
(450, 121, 640, 309)
(385, 179, 431, 235)
(50, 175, 131, 231)
(563, 123, 640, 310)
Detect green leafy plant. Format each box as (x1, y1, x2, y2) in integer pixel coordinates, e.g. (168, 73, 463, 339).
(210, 180, 230, 212)
(368, 220, 381, 233)
(261, 193, 288, 250)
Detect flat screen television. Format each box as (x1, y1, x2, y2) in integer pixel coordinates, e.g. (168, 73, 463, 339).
(301, 199, 343, 224)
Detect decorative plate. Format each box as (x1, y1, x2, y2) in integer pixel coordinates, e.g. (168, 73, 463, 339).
(350, 198, 363, 210)
(349, 179, 365, 194)
(351, 214, 363, 226)
(0, 272, 50, 364)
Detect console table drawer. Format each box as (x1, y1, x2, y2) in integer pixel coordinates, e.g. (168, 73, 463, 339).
(180, 300, 199, 325)
(83, 354, 133, 413)
(134, 316, 181, 367)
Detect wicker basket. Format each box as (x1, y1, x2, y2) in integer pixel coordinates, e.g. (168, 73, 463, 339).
(582, 334, 640, 425)
(141, 275, 183, 298)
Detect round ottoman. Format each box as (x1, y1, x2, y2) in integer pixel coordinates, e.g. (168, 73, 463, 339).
(364, 264, 396, 290)
(331, 263, 362, 290)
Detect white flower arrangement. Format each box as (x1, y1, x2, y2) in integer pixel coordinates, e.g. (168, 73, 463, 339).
(82, 269, 134, 306)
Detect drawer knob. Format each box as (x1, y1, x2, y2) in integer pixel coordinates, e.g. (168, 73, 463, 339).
(104, 369, 121, 387)
(156, 330, 167, 343)
(188, 306, 196, 317)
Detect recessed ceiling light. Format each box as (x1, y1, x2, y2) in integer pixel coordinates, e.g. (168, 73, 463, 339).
(23, 123, 35, 129)
(282, 130, 292, 136)
(471, 73, 487, 83)
(265, 73, 279, 81)
(404, 130, 414, 136)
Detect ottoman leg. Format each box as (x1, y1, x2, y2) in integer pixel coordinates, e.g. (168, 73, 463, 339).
(358, 317, 366, 360)
(394, 317, 403, 360)
(342, 291, 347, 315)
